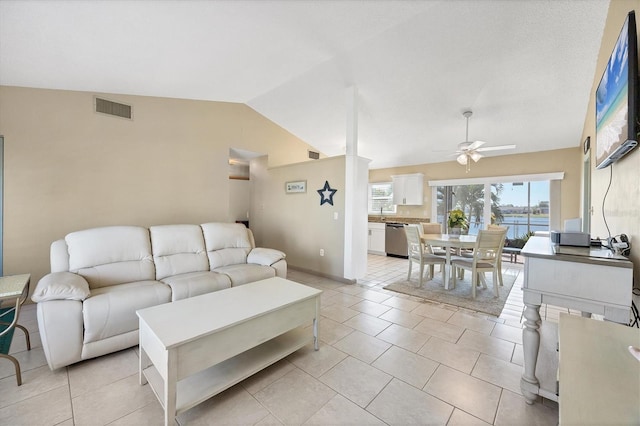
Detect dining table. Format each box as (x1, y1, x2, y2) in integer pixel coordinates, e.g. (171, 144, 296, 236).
(420, 233, 477, 289)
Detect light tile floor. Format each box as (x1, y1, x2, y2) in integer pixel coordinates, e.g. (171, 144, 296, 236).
(0, 254, 568, 425)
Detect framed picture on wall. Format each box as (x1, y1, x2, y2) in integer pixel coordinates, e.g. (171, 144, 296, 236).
(285, 180, 306, 193)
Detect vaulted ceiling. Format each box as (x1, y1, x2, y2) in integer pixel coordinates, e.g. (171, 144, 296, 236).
(0, 1, 610, 169)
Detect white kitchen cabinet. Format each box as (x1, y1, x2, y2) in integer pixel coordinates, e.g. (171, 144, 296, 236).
(368, 222, 386, 255)
(392, 173, 424, 205)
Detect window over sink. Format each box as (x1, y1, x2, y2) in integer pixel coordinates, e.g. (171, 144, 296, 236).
(368, 182, 396, 215)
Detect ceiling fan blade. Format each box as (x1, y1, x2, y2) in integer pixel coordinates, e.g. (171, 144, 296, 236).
(476, 144, 516, 152)
(467, 140, 485, 151)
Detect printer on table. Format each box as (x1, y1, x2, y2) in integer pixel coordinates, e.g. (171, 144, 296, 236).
(550, 231, 591, 247)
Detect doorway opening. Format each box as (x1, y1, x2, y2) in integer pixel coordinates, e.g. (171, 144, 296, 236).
(228, 148, 262, 228)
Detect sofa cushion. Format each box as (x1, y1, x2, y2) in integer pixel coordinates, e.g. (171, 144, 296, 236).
(160, 271, 231, 301)
(201, 223, 251, 268)
(150, 224, 209, 280)
(213, 263, 276, 286)
(82, 280, 171, 344)
(66, 226, 155, 289)
(207, 248, 251, 269)
(201, 222, 252, 250)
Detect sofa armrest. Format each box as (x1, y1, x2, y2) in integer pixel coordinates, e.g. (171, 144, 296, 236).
(247, 248, 286, 266)
(31, 272, 91, 303)
(37, 300, 84, 370)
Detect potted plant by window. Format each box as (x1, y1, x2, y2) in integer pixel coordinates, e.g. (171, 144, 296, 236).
(448, 209, 468, 238)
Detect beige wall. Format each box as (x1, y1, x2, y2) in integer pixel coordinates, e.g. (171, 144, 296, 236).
(582, 0, 640, 287)
(369, 147, 582, 225)
(250, 156, 347, 280)
(0, 86, 318, 289)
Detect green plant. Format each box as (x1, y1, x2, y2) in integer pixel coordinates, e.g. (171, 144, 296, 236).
(506, 231, 536, 248)
(448, 209, 469, 229)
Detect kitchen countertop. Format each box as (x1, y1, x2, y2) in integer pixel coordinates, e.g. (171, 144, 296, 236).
(368, 216, 430, 225)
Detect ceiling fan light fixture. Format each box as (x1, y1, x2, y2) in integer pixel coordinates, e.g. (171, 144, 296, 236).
(451, 109, 515, 172)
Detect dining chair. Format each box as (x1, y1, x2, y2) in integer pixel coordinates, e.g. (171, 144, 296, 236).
(460, 225, 507, 262)
(404, 224, 446, 287)
(487, 224, 508, 286)
(419, 222, 447, 269)
(420, 222, 442, 235)
(451, 229, 507, 298)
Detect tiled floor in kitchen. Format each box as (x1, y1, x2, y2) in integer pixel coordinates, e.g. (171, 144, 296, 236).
(0, 254, 565, 425)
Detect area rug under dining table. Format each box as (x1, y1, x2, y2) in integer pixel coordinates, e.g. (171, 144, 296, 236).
(383, 266, 520, 317)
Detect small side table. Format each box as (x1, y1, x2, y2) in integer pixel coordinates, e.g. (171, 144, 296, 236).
(0, 274, 31, 385)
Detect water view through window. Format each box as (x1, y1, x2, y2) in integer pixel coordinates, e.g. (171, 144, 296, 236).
(437, 181, 550, 240)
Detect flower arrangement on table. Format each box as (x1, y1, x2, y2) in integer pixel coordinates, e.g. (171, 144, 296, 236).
(447, 209, 469, 230)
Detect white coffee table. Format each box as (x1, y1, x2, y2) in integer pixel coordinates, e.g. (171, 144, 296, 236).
(137, 277, 322, 426)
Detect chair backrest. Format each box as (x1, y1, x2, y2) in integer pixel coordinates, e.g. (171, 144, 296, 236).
(474, 229, 507, 262)
(421, 222, 442, 234)
(487, 224, 507, 232)
(404, 224, 424, 257)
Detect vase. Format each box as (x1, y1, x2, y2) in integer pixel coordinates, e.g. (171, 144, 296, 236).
(449, 227, 462, 238)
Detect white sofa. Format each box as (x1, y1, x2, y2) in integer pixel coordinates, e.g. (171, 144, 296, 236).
(31, 222, 286, 370)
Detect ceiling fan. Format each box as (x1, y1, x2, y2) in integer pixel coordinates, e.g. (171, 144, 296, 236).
(456, 110, 516, 171)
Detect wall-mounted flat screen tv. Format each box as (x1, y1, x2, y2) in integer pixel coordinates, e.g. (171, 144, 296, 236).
(595, 11, 639, 169)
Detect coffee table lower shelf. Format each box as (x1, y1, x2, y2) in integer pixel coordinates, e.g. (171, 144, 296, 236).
(142, 327, 310, 416)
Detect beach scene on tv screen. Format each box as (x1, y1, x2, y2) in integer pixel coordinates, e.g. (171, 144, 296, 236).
(596, 17, 629, 165)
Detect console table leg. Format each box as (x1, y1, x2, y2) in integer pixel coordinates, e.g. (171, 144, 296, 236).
(164, 352, 178, 426)
(139, 347, 149, 385)
(521, 303, 541, 405)
(313, 317, 319, 351)
(313, 299, 320, 351)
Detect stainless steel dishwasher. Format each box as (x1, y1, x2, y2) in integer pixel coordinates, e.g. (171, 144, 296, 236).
(385, 222, 408, 258)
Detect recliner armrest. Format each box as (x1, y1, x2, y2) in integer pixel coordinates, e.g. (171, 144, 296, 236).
(247, 248, 286, 266)
(31, 272, 91, 303)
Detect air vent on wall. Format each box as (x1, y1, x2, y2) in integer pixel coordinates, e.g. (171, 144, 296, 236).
(308, 150, 320, 160)
(94, 97, 132, 119)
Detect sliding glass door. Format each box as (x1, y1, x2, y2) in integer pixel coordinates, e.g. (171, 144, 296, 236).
(496, 181, 550, 239)
(435, 180, 550, 239)
(437, 184, 487, 234)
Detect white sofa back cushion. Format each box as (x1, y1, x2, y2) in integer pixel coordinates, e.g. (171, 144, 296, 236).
(150, 224, 209, 280)
(201, 222, 251, 268)
(65, 226, 155, 289)
(50, 239, 70, 272)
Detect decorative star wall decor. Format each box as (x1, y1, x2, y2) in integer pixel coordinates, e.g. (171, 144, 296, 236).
(317, 180, 337, 206)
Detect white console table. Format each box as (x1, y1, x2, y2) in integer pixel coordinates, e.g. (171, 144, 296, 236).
(520, 236, 633, 404)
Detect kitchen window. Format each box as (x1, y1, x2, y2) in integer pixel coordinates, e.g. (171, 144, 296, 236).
(368, 182, 396, 215)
